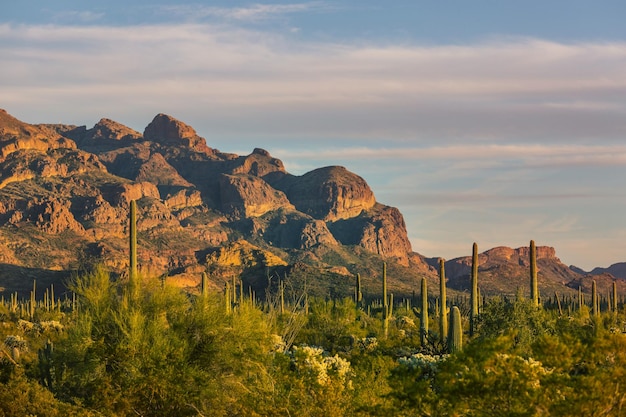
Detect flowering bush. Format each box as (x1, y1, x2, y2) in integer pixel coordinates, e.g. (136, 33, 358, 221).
(289, 345, 352, 387)
(16, 319, 63, 334)
(39, 321, 64, 332)
(355, 336, 378, 352)
(4, 335, 27, 352)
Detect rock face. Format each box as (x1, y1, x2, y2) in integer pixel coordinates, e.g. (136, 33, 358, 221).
(0, 109, 415, 294)
(329, 204, 412, 265)
(0, 110, 75, 159)
(271, 166, 376, 221)
(219, 174, 294, 218)
(143, 113, 212, 154)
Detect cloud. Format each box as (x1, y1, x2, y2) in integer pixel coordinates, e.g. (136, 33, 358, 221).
(157, 2, 330, 22)
(275, 144, 626, 169)
(1, 22, 625, 143)
(51, 10, 105, 23)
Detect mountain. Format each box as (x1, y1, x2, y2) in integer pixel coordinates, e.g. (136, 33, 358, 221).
(438, 245, 626, 298)
(0, 109, 622, 301)
(589, 262, 626, 280)
(0, 109, 417, 297)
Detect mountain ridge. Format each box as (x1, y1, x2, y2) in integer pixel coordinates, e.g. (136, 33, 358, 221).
(0, 109, 622, 300)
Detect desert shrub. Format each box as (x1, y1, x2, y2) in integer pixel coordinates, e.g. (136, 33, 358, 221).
(477, 296, 557, 354)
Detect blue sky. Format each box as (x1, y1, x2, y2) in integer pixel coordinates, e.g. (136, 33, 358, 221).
(2, 1, 626, 270)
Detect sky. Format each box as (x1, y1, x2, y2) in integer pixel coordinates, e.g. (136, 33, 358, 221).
(1, 1, 626, 270)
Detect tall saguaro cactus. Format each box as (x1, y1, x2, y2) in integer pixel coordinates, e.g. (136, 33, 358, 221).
(129, 200, 138, 300)
(470, 242, 479, 337)
(355, 273, 363, 309)
(448, 306, 463, 353)
(613, 281, 618, 313)
(225, 282, 231, 314)
(201, 272, 209, 299)
(591, 280, 598, 317)
(439, 258, 448, 344)
(382, 262, 389, 338)
(530, 240, 538, 307)
(578, 286, 583, 311)
(420, 277, 428, 346)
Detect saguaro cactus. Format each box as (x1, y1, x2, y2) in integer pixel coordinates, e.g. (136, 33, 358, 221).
(38, 339, 54, 389)
(555, 291, 563, 316)
(592, 280, 598, 317)
(420, 277, 428, 345)
(439, 258, 448, 344)
(382, 262, 389, 338)
(225, 282, 231, 314)
(448, 306, 463, 353)
(578, 286, 583, 311)
(470, 242, 479, 337)
(613, 281, 618, 313)
(30, 280, 36, 319)
(355, 273, 363, 309)
(201, 272, 209, 298)
(129, 200, 138, 298)
(530, 240, 538, 307)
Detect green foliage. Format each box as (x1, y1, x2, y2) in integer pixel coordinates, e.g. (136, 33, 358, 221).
(0, 368, 92, 416)
(2, 263, 626, 416)
(477, 295, 556, 355)
(298, 298, 371, 352)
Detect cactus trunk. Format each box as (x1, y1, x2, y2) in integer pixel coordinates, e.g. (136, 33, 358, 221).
(555, 291, 563, 316)
(448, 306, 463, 353)
(129, 200, 138, 299)
(201, 272, 209, 299)
(420, 277, 428, 345)
(592, 280, 598, 316)
(225, 282, 231, 314)
(355, 273, 363, 309)
(439, 258, 448, 344)
(382, 262, 389, 338)
(470, 243, 479, 337)
(530, 240, 538, 307)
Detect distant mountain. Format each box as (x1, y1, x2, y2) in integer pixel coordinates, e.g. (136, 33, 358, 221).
(589, 262, 626, 280)
(428, 245, 626, 298)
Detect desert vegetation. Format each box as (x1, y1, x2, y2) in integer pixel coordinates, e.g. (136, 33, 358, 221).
(1, 225, 626, 416)
(0, 204, 624, 416)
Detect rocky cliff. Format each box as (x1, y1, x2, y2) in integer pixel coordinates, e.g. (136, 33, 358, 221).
(0, 109, 414, 295)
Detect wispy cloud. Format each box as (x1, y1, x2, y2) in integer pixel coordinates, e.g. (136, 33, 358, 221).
(1, 23, 625, 143)
(50, 10, 105, 23)
(276, 144, 626, 168)
(158, 2, 329, 22)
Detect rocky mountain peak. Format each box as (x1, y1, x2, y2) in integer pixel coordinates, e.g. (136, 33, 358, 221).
(91, 118, 142, 142)
(0, 109, 76, 159)
(0, 109, 419, 295)
(143, 113, 212, 154)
